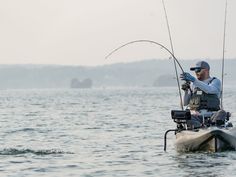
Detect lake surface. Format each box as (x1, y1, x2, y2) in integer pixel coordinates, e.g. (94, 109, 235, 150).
(0, 87, 236, 177)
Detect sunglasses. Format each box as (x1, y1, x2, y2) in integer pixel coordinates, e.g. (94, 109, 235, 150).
(194, 68, 202, 73)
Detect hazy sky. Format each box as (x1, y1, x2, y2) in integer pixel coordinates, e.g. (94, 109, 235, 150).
(0, 0, 235, 66)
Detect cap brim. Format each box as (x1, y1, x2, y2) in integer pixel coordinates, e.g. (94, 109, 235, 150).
(190, 67, 201, 71)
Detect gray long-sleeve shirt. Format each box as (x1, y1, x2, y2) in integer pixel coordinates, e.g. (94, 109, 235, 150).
(183, 77, 221, 106)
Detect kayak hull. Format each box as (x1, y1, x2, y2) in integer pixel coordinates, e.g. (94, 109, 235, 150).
(175, 127, 236, 152)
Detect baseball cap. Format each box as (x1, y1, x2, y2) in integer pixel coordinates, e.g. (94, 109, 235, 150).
(190, 61, 210, 71)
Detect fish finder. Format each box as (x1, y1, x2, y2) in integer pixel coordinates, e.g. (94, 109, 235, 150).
(171, 110, 191, 121)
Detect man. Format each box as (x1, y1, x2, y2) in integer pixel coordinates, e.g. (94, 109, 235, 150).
(180, 61, 221, 128)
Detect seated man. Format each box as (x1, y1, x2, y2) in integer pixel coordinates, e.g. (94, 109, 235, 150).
(180, 61, 221, 128)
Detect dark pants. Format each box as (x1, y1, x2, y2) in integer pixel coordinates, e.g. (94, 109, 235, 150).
(187, 115, 203, 129)
(187, 110, 227, 129)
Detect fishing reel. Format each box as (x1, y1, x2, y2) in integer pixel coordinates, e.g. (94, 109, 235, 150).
(181, 81, 191, 91)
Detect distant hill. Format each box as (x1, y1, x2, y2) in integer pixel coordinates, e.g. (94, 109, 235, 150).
(153, 74, 176, 87)
(0, 59, 235, 89)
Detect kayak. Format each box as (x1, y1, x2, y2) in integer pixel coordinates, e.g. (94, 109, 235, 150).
(164, 109, 236, 152)
(175, 127, 236, 152)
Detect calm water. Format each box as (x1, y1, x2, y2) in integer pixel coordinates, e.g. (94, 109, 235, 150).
(0, 87, 236, 177)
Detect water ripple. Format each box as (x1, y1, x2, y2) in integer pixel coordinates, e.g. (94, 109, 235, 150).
(0, 148, 73, 155)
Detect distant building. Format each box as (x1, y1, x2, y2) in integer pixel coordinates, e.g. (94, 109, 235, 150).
(70, 78, 93, 88)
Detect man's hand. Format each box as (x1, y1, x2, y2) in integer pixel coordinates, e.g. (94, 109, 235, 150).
(180, 72, 196, 82)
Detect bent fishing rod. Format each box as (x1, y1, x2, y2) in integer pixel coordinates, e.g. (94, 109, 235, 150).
(106, 0, 186, 110)
(105, 39, 185, 73)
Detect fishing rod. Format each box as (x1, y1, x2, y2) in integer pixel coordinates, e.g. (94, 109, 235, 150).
(221, 0, 228, 109)
(105, 39, 185, 73)
(106, 0, 186, 110)
(161, 0, 183, 110)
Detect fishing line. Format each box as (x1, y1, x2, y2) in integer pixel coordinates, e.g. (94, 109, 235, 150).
(161, 0, 183, 110)
(221, 0, 228, 109)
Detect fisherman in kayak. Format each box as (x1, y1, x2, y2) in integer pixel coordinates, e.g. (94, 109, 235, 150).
(180, 61, 222, 128)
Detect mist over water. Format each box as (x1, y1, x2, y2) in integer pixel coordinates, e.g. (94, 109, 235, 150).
(0, 88, 236, 176)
